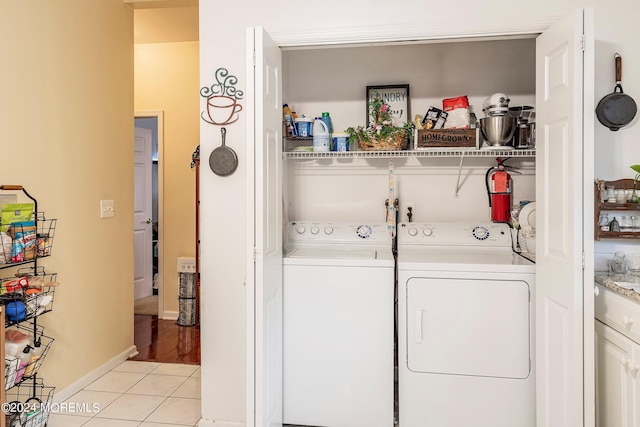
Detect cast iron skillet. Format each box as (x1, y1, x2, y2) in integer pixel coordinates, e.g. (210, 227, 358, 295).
(209, 127, 238, 176)
(596, 54, 637, 131)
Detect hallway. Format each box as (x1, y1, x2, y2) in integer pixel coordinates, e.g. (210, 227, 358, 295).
(131, 315, 200, 365)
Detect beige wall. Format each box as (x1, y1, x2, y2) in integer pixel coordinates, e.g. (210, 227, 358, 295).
(0, 0, 134, 390)
(134, 41, 199, 314)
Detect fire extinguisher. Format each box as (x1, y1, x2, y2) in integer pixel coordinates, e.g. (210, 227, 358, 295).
(485, 158, 513, 223)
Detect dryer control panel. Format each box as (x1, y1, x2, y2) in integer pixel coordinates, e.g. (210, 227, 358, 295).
(398, 222, 512, 247)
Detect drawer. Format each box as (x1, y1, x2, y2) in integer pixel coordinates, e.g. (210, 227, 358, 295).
(595, 284, 640, 343)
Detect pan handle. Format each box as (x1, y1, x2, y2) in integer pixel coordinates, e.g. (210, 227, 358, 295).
(615, 53, 622, 84)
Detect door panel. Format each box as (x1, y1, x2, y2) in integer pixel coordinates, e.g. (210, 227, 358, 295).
(134, 127, 153, 300)
(535, 9, 594, 427)
(407, 277, 530, 379)
(248, 27, 283, 427)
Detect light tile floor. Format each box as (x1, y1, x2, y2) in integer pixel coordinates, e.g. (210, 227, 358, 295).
(47, 361, 201, 427)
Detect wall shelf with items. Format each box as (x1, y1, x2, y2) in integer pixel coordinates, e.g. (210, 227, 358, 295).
(595, 178, 640, 240)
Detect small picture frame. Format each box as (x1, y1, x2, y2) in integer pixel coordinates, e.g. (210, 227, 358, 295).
(366, 84, 410, 128)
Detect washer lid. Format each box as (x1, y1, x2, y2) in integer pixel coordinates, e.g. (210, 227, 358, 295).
(284, 247, 394, 267)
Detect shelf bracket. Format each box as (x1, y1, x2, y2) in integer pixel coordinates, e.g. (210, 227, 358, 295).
(454, 155, 465, 198)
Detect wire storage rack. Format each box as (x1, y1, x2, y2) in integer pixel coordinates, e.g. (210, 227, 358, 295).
(0, 185, 58, 426)
(5, 323, 54, 390)
(5, 379, 55, 427)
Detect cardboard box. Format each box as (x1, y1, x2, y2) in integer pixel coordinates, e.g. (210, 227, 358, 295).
(415, 128, 478, 149)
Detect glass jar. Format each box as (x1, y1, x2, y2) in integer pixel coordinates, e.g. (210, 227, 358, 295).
(616, 189, 627, 204)
(621, 215, 632, 231)
(633, 216, 640, 232)
(599, 213, 610, 231)
(605, 186, 616, 202)
(627, 189, 636, 202)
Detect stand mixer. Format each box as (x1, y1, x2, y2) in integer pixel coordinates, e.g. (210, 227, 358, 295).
(508, 106, 536, 149)
(480, 93, 517, 149)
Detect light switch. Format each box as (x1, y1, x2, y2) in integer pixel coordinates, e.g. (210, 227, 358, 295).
(100, 200, 115, 219)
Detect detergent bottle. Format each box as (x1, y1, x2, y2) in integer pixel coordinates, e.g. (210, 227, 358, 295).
(313, 118, 330, 152)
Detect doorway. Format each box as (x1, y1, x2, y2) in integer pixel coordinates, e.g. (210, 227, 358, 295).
(134, 112, 163, 317)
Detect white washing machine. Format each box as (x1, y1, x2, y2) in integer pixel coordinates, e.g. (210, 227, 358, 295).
(283, 221, 395, 427)
(397, 222, 535, 427)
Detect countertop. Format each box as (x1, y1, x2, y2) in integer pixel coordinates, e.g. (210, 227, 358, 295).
(595, 272, 640, 304)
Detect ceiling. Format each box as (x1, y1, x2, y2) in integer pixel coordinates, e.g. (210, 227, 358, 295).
(131, 0, 199, 44)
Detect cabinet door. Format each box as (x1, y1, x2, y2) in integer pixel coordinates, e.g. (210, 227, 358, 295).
(595, 321, 634, 427)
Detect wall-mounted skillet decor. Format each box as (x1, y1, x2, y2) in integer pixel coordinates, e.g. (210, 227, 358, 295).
(209, 127, 238, 176)
(201, 68, 244, 126)
(596, 54, 637, 131)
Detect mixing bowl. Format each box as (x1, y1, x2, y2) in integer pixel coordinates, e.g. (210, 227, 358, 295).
(480, 116, 517, 147)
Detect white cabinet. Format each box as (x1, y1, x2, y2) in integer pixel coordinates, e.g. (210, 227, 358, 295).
(595, 285, 640, 427)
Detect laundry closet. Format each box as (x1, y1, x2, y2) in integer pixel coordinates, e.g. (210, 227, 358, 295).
(279, 37, 539, 427)
(243, 9, 593, 427)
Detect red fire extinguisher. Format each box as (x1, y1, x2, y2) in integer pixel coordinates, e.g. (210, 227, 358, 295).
(485, 158, 512, 223)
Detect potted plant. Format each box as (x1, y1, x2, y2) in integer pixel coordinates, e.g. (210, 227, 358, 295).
(347, 91, 412, 151)
(630, 164, 640, 202)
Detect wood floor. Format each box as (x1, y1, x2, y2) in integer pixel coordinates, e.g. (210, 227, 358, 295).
(131, 314, 201, 365)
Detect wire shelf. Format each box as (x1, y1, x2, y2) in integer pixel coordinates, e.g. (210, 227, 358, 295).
(284, 148, 536, 159)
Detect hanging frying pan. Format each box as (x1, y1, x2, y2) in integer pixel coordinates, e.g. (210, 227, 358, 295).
(209, 127, 238, 176)
(596, 54, 637, 131)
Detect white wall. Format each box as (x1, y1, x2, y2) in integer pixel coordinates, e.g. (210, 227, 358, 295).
(199, 0, 640, 425)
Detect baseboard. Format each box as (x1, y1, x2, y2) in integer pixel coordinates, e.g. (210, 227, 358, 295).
(162, 310, 178, 320)
(198, 419, 244, 427)
(52, 345, 138, 403)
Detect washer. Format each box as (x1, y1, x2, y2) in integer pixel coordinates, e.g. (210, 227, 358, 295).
(397, 222, 535, 427)
(283, 221, 395, 427)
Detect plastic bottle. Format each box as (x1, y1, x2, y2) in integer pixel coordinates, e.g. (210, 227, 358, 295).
(24, 341, 41, 378)
(313, 118, 330, 152)
(321, 112, 333, 134)
(283, 104, 297, 137)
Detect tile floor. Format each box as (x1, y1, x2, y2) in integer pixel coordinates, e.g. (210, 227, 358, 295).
(47, 361, 201, 427)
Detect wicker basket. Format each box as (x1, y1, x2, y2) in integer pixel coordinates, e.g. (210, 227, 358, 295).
(357, 132, 407, 151)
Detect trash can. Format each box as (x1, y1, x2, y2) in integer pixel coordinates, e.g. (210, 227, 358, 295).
(177, 257, 196, 326)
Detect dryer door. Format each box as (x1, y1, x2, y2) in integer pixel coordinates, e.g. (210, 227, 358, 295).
(407, 277, 531, 379)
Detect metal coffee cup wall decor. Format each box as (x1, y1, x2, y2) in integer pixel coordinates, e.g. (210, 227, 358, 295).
(201, 68, 244, 126)
(201, 68, 243, 176)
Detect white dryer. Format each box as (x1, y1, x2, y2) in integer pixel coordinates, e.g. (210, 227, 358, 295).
(397, 222, 535, 427)
(283, 221, 395, 427)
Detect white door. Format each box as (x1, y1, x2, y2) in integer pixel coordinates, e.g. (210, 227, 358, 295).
(134, 126, 154, 300)
(535, 9, 595, 427)
(246, 27, 283, 427)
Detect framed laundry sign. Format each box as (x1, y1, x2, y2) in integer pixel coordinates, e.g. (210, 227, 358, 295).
(366, 84, 410, 128)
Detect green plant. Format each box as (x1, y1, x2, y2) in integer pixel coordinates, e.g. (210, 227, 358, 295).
(631, 164, 640, 187)
(346, 91, 412, 146)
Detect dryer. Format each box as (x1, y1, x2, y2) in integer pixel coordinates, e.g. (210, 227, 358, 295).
(283, 221, 395, 427)
(397, 222, 535, 427)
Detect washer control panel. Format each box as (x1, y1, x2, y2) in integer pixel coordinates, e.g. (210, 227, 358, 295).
(288, 221, 390, 244)
(398, 222, 512, 247)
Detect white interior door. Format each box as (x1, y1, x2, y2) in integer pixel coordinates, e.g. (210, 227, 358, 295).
(134, 126, 153, 300)
(246, 26, 283, 427)
(535, 9, 594, 427)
